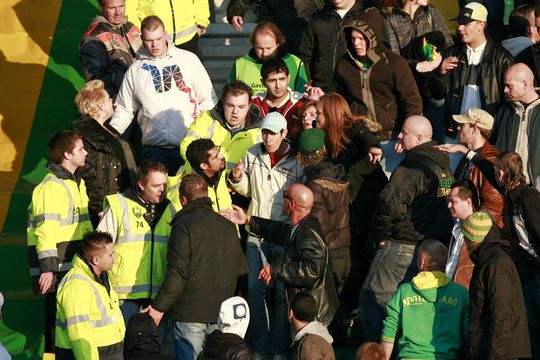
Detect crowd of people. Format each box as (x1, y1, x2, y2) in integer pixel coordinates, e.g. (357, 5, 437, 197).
(18, 0, 540, 359)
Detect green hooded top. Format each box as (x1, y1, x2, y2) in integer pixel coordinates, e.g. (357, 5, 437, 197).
(382, 271, 469, 360)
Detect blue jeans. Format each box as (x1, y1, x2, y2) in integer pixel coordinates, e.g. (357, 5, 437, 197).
(358, 241, 418, 342)
(379, 140, 405, 180)
(246, 236, 290, 357)
(142, 145, 184, 175)
(524, 272, 540, 360)
(173, 322, 217, 360)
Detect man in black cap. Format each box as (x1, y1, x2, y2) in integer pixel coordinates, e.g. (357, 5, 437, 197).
(431, 2, 514, 136)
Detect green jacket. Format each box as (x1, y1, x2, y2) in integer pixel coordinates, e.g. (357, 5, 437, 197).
(382, 271, 469, 360)
(229, 50, 308, 94)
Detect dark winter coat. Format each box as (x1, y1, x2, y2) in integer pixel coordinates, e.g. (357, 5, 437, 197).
(249, 215, 339, 325)
(335, 10, 423, 140)
(124, 313, 173, 360)
(151, 198, 247, 322)
(201, 330, 251, 360)
(373, 141, 453, 244)
(304, 159, 350, 251)
(73, 116, 137, 226)
(431, 39, 514, 133)
(468, 226, 531, 360)
(504, 184, 540, 279)
(298, 0, 366, 92)
(491, 98, 540, 187)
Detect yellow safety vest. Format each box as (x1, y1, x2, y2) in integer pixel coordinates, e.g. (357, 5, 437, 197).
(56, 254, 125, 360)
(104, 194, 176, 300)
(166, 169, 233, 212)
(125, 0, 210, 45)
(27, 172, 93, 288)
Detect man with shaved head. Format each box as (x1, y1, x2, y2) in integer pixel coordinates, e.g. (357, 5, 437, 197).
(220, 183, 339, 326)
(358, 116, 454, 342)
(492, 63, 540, 188)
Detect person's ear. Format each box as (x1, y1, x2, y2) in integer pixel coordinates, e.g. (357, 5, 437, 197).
(137, 180, 145, 192)
(288, 309, 294, 322)
(180, 195, 189, 206)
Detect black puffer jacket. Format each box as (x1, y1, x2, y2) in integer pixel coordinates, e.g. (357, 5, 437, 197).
(124, 313, 173, 360)
(201, 330, 250, 360)
(304, 159, 350, 251)
(249, 215, 339, 325)
(468, 226, 531, 360)
(298, 0, 368, 91)
(373, 141, 453, 244)
(72, 116, 137, 226)
(151, 198, 247, 322)
(431, 39, 514, 132)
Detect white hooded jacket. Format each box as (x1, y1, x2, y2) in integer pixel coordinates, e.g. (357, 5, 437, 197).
(111, 44, 217, 147)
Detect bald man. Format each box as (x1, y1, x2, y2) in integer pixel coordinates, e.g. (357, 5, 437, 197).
(358, 116, 454, 342)
(220, 183, 339, 326)
(492, 63, 540, 188)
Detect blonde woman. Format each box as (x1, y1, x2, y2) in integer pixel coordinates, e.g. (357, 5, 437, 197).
(73, 80, 137, 226)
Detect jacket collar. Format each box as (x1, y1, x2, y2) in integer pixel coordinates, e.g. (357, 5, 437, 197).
(46, 160, 82, 183)
(209, 101, 263, 132)
(174, 197, 213, 219)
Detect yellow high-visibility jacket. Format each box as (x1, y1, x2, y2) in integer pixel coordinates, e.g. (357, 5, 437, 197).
(27, 164, 93, 293)
(97, 191, 176, 300)
(125, 0, 210, 45)
(56, 254, 125, 360)
(166, 168, 233, 212)
(180, 104, 262, 173)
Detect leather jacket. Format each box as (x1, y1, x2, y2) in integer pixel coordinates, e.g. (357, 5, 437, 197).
(431, 39, 514, 132)
(249, 215, 339, 325)
(72, 116, 137, 225)
(454, 140, 504, 228)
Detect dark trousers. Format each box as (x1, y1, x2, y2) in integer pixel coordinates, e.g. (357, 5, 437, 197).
(175, 35, 201, 60)
(45, 292, 56, 352)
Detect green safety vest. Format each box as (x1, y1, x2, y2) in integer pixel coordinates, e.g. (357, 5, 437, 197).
(230, 53, 308, 94)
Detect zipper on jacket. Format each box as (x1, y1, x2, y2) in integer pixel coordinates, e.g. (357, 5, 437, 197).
(169, 0, 177, 43)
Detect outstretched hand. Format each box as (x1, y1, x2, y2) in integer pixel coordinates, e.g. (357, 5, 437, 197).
(219, 205, 248, 225)
(434, 143, 468, 155)
(140, 305, 164, 326)
(231, 159, 244, 182)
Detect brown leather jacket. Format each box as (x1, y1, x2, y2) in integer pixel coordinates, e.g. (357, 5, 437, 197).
(455, 140, 504, 228)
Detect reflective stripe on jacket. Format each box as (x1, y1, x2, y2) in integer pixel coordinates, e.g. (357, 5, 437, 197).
(103, 194, 176, 299)
(27, 172, 93, 286)
(56, 254, 125, 360)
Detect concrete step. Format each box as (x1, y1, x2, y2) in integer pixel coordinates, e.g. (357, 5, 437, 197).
(200, 37, 251, 46)
(201, 44, 251, 57)
(206, 23, 256, 37)
(206, 68, 231, 81)
(204, 59, 237, 69)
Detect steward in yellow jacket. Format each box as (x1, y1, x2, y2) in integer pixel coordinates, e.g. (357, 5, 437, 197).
(169, 138, 238, 212)
(125, 0, 209, 46)
(27, 130, 93, 353)
(96, 161, 175, 325)
(56, 231, 125, 360)
(180, 81, 263, 174)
